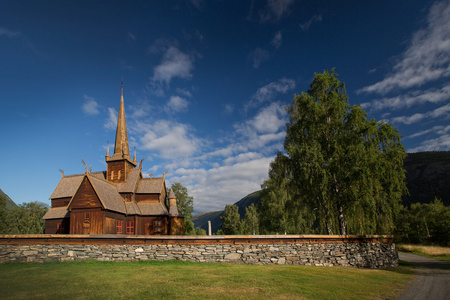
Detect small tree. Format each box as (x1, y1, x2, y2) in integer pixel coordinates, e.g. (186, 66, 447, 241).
(3, 201, 48, 234)
(220, 204, 242, 235)
(171, 182, 195, 235)
(242, 203, 259, 235)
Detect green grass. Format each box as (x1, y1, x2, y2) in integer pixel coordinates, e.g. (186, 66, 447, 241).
(0, 260, 413, 299)
(398, 244, 450, 262)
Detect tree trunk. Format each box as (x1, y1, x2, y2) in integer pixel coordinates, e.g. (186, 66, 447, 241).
(338, 205, 347, 235)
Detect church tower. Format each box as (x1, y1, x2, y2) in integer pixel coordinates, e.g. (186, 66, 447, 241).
(105, 82, 137, 183)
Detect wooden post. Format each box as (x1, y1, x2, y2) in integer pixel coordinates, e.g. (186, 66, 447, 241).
(208, 221, 212, 236)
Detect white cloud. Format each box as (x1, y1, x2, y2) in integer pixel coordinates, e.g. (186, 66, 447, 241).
(361, 83, 450, 111)
(408, 134, 450, 152)
(247, 77, 295, 110)
(166, 96, 189, 113)
(409, 125, 450, 138)
(82, 95, 100, 116)
(190, 0, 203, 10)
(151, 46, 194, 86)
(391, 103, 450, 124)
(250, 48, 270, 68)
(272, 31, 282, 49)
(260, 0, 295, 22)
(127, 32, 136, 42)
(223, 104, 234, 114)
(0, 27, 19, 37)
(171, 156, 274, 213)
(104, 107, 118, 130)
(299, 14, 322, 31)
(138, 120, 202, 158)
(246, 102, 287, 134)
(358, 1, 450, 95)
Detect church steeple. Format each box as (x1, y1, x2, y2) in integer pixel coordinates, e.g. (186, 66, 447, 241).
(106, 81, 137, 184)
(112, 82, 131, 160)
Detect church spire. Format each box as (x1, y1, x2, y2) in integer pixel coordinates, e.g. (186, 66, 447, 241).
(112, 81, 131, 160)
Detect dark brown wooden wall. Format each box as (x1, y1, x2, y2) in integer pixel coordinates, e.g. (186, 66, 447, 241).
(70, 177, 102, 209)
(70, 209, 104, 234)
(137, 216, 168, 235)
(44, 218, 70, 234)
(51, 198, 71, 208)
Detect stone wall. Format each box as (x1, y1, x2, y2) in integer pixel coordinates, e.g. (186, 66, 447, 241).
(0, 235, 398, 268)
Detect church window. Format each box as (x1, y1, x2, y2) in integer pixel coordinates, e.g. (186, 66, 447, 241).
(111, 171, 114, 180)
(126, 221, 134, 234)
(116, 220, 122, 234)
(57, 222, 63, 234)
(154, 220, 162, 233)
(118, 170, 121, 179)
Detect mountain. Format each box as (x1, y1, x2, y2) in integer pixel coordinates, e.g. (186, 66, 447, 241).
(192, 191, 261, 234)
(0, 188, 18, 211)
(403, 151, 450, 207)
(192, 151, 450, 233)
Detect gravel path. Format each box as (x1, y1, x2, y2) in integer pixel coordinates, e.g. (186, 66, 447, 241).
(397, 252, 450, 300)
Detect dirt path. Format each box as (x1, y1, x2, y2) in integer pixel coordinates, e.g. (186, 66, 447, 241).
(397, 252, 450, 300)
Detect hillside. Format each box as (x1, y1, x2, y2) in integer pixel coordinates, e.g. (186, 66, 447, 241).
(192, 191, 261, 233)
(403, 151, 450, 206)
(0, 188, 18, 211)
(192, 151, 450, 234)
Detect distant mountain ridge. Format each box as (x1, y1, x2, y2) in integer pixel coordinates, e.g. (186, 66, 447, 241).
(192, 151, 450, 234)
(192, 191, 260, 233)
(0, 188, 18, 211)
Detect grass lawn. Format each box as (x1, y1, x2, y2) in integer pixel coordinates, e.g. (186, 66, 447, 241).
(0, 260, 413, 300)
(398, 244, 450, 262)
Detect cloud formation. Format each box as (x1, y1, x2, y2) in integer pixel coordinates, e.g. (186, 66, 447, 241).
(151, 46, 194, 86)
(260, 0, 295, 22)
(247, 77, 295, 110)
(166, 96, 189, 113)
(271, 31, 282, 49)
(81, 95, 100, 116)
(299, 14, 322, 31)
(391, 103, 450, 125)
(0, 27, 19, 37)
(104, 108, 118, 130)
(359, 1, 450, 95)
(250, 47, 270, 68)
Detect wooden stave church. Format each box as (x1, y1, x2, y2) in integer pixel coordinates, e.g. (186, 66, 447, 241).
(42, 84, 185, 235)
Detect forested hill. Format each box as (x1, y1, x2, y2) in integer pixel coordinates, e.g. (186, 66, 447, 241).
(0, 188, 18, 211)
(403, 151, 450, 207)
(192, 191, 260, 233)
(192, 151, 450, 233)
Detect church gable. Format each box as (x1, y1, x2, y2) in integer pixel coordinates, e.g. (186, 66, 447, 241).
(69, 176, 103, 210)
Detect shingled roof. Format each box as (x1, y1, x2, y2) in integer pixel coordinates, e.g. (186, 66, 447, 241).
(136, 177, 164, 194)
(50, 175, 84, 199)
(117, 168, 141, 193)
(87, 175, 126, 214)
(42, 207, 69, 220)
(137, 202, 168, 215)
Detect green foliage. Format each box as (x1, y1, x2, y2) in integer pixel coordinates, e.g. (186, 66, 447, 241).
(171, 182, 195, 235)
(0, 200, 49, 234)
(194, 227, 207, 235)
(259, 153, 315, 234)
(220, 204, 242, 234)
(241, 203, 259, 235)
(395, 198, 450, 246)
(260, 69, 407, 235)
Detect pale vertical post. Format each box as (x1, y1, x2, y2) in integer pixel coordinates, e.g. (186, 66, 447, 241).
(208, 221, 212, 236)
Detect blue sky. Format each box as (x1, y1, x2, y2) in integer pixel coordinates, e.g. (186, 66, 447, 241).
(1, 0, 449, 213)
